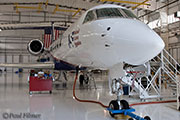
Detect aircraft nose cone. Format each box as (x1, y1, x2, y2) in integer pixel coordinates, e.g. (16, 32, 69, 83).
(124, 21, 165, 65)
(141, 28, 165, 50)
(137, 31, 165, 63)
(148, 33, 165, 53)
(108, 19, 165, 65)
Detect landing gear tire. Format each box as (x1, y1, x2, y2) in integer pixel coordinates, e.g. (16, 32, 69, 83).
(120, 100, 130, 109)
(128, 118, 134, 120)
(62, 83, 67, 88)
(85, 78, 89, 84)
(79, 75, 84, 85)
(29, 91, 32, 95)
(144, 116, 151, 120)
(109, 100, 119, 117)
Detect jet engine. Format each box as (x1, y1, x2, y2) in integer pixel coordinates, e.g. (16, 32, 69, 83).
(27, 39, 44, 55)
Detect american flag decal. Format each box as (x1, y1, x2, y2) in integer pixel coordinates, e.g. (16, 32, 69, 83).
(72, 29, 80, 35)
(72, 36, 79, 41)
(44, 28, 52, 48)
(44, 28, 60, 49)
(68, 29, 81, 48)
(55, 29, 59, 41)
(74, 41, 81, 47)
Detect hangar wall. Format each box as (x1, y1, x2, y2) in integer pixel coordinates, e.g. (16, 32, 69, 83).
(0, 29, 43, 71)
(138, 1, 180, 63)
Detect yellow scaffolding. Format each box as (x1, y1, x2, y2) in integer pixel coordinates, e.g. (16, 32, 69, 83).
(14, 3, 43, 13)
(132, 0, 150, 10)
(53, 4, 81, 17)
(45, 0, 48, 9)
(53, 4, 78, 14)
(72, 9, 81, 18)
(100, 0, 150, 6)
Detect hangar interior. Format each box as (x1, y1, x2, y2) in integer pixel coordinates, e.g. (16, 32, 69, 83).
(0, 0, 180, 120)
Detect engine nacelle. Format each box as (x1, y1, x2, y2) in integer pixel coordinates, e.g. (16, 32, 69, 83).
(27, 39, 44, 55)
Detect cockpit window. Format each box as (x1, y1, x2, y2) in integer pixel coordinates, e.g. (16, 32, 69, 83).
(83, 10, 95, 24)
(83, 8, 138, 24)
(96, 8, 123, 18)
(121, 9, 138, 19)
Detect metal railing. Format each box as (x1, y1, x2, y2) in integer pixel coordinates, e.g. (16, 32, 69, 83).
(126, 49, 180, 101)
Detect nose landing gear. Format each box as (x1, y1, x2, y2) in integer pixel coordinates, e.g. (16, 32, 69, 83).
(109, 99, 130, 117)
(108, 99, 151, 120)
(109, 100, 119, 117)
(108, 78, 151, 120)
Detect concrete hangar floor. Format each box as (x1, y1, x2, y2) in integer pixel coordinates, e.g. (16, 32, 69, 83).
(0, 71, 179, 120)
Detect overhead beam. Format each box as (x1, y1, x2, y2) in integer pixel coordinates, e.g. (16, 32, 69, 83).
(14, 3, 43, 13)
(100, 0, 150, 5)
(53, 4, 59, 14)
(139, 0, 179, 18)
(72, 9, 81, 17)
(45, 0, 48, 8)
(37, 3, 43, 12)
(53, 4, 81, 16)
(0, 2, 87, 11)
(0, 21, 71, 30)
(132, 0, 150, 10)
(14, 3, 19, 13)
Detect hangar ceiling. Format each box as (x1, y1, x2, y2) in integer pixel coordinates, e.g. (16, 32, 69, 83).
(0, 0, 177, 29)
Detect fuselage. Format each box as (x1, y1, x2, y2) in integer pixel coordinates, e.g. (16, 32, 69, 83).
(50, 4, 165, 69)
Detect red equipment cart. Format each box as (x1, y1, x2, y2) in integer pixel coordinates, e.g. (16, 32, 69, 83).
(29, 76, 52, 94)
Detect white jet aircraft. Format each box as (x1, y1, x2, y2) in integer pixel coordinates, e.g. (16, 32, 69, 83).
(0, 4, 164, 118)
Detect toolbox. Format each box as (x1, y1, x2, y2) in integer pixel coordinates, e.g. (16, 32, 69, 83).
(29, 76, 52, 94)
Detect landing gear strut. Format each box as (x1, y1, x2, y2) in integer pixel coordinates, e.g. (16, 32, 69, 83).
(79, 71, 97, 89)
(108, 78, 151, 120)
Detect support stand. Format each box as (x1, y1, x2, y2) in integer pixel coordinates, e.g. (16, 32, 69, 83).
(107, 107, 150, 120)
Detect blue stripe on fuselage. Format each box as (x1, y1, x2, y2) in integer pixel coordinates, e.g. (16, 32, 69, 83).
(54, 60, 86, 70)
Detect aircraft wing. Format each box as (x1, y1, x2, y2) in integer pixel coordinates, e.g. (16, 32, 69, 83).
(0, 62, 54, 69)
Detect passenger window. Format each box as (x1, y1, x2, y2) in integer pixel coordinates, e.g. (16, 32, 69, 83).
(83, 11, 95, 24)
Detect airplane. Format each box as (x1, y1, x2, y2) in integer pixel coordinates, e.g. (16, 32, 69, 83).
(0, 4, 164, 119)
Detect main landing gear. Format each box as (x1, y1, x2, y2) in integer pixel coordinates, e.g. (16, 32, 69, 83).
(107, 78, 151, 120)
(79, 71, 97, 89)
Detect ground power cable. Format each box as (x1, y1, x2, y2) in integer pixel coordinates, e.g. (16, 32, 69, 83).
(72, 68, 177, 109)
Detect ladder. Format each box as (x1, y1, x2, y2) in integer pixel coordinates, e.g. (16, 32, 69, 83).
(122, 49, 180, 105)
